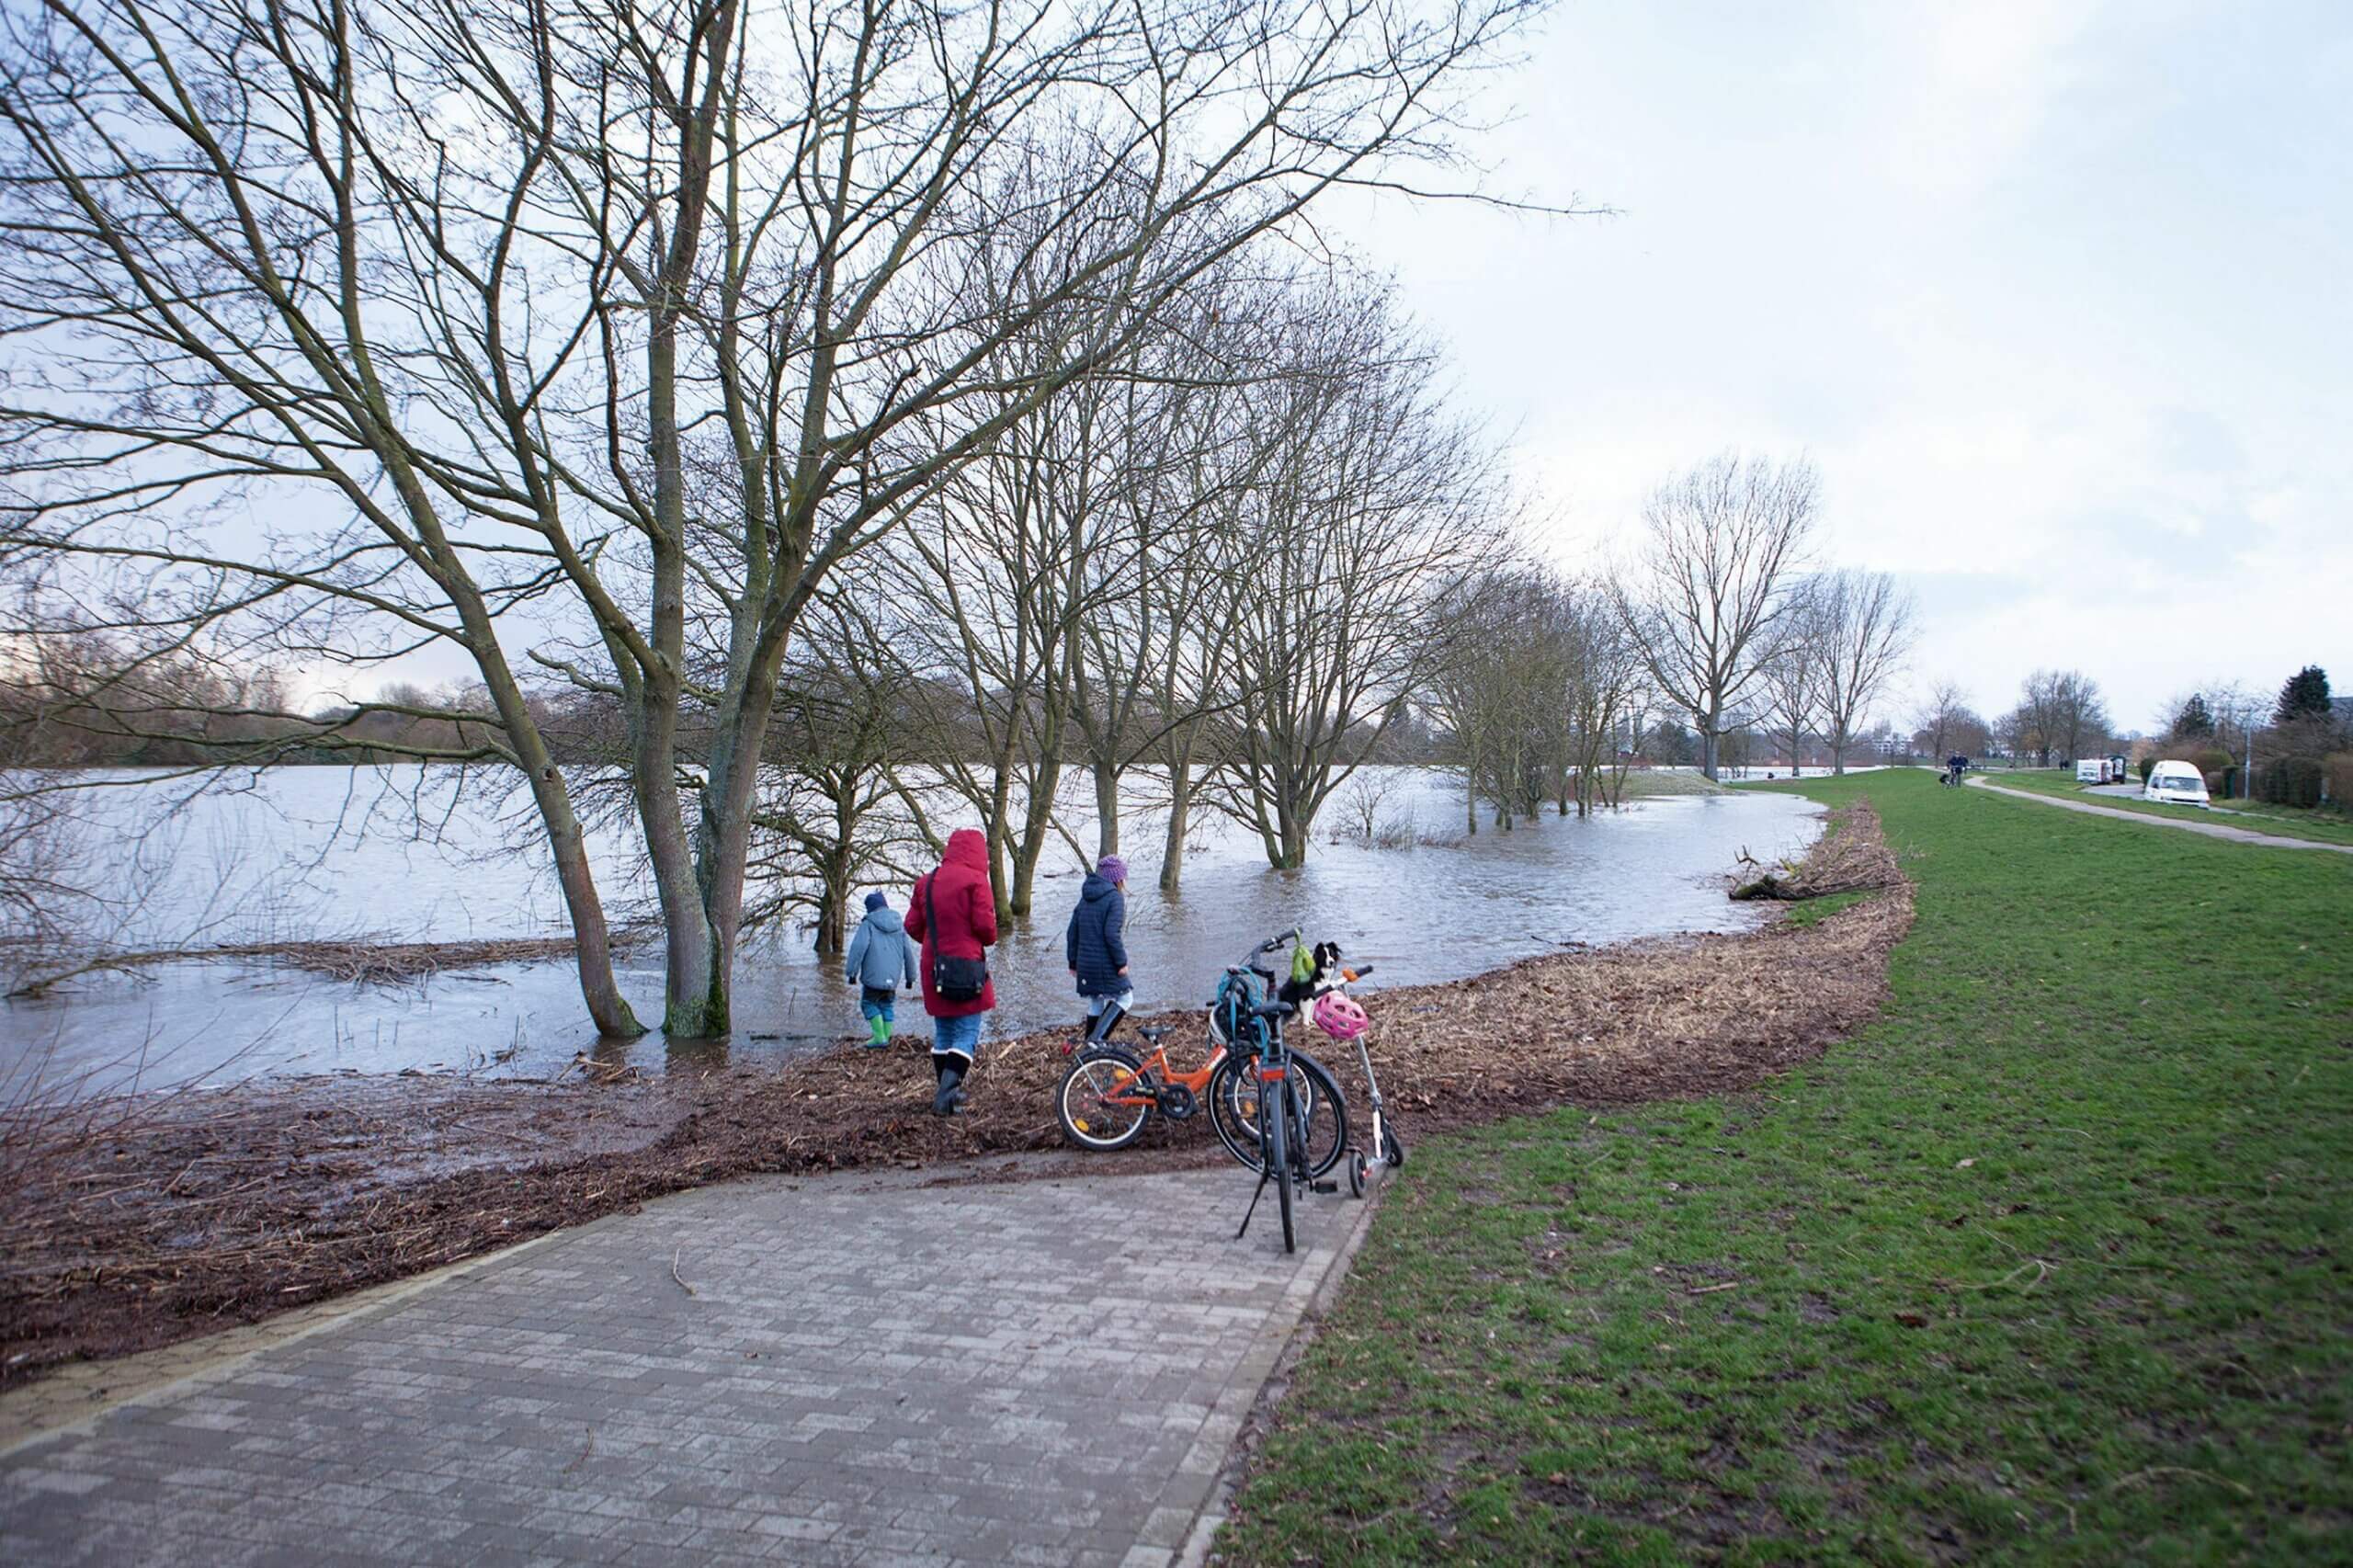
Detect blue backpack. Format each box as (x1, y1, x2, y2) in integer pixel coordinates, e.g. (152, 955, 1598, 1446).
(1210, 969, 1270, 1054)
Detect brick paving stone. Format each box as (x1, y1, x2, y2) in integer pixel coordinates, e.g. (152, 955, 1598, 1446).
(1, 1164, 1366, 1565)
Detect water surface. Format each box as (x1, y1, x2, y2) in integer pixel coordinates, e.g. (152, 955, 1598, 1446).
(2, 767, 1821, 1096)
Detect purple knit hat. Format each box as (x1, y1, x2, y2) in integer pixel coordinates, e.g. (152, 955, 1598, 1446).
(1097, 856, 1129, 885)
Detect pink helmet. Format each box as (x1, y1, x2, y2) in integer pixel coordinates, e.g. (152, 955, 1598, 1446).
(1313, 990, 1370, 1040)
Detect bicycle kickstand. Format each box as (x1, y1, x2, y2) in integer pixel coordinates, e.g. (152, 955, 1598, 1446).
(1235, 1167, 1271, 1241)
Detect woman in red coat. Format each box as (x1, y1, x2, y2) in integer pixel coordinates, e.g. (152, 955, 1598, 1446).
(904, 827, 998, 1115)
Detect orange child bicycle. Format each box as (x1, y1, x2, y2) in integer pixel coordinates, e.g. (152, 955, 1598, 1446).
(1055, 1022, 1220, 1151)
(1054, 1006, 1347, 1176)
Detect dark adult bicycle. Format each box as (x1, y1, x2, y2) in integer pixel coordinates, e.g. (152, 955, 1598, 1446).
(1222, 930, 1339, 1254)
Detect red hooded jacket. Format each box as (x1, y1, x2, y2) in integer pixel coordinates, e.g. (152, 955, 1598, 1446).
(904, 828, 999, 1018)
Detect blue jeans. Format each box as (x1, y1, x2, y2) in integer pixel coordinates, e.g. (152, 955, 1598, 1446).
(931, 1012, 983, 1061)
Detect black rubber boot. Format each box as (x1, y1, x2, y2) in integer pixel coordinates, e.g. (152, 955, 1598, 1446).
(933, 1061, 966, 1116)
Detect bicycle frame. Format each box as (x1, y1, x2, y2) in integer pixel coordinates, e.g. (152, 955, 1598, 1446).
(1074, 1035, 1228, 1114)
(1234, 937, 1320, 1249)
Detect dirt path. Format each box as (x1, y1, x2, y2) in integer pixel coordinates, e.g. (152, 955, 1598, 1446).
(1967, 777, 2353, 854)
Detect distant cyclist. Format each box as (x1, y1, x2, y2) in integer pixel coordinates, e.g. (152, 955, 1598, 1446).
(1946, 753, 1969, 786)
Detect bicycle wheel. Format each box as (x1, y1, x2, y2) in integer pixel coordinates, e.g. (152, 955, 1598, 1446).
(1210, 1055, 1315, 1170)
(1265, 1074, 1295, 1254)
(1288, 1051, 1349, 1181)
(1056, 1047, 1153, 1152)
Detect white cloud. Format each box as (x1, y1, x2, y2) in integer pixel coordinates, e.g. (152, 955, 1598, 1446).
(1878, 0, 2105, 197)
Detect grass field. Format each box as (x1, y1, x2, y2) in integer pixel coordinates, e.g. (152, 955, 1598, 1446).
(1979, 767, 2353, 847)
(1221, 769, 2353, 1564)
(1619, 768, 1730, 798)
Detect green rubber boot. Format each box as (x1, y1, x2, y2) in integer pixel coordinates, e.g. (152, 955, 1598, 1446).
(867, 1015, 892, 1049)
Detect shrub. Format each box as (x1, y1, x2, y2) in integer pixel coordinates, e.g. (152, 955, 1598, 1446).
(2186, 744, 2234, 798)
(2325, 753, 2353, 810)
(2257, 756, 2325, 809)
(2138, 756, 2155, 783)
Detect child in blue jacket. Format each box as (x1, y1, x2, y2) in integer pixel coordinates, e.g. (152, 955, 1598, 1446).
(845, 892, 920, 1048)
(1066, 856, 1131, 1040)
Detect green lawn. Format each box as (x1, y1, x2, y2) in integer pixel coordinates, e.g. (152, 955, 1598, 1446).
(1981, 768, 2353, 847)
(1620, 769, 1730, 799)
(1221, 769, 2353, 1564)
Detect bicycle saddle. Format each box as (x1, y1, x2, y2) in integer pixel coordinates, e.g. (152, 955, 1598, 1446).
(1249, 999, 1296, 1018)
(1137, 1025, 1172, 1043)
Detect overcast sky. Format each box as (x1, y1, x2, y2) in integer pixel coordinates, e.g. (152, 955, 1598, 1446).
(1330, 0, 2350, 735)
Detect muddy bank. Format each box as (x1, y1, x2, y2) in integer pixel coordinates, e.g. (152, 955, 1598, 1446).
(0, 802, 1910, 1387)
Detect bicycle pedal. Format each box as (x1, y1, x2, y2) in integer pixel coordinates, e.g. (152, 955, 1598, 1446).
(1309, 1180, 1338, 1195)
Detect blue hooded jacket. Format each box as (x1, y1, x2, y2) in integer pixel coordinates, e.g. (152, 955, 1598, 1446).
(845, 904, 919, 992)
(1064, 871, 1129, 996)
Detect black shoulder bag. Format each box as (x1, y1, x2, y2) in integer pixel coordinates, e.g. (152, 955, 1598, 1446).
(925, 871, 988, 1003)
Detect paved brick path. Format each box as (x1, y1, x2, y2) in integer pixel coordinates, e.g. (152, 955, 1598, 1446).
(1, 1162, 1371, 1566)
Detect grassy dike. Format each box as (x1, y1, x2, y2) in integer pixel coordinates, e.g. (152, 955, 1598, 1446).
(1219, 769, 2352, 1564)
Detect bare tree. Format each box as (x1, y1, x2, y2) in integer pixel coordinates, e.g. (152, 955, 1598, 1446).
(1810, 569, 1915, 774)
(1911, 677, 1972, 764)
(1758, 593, 1822, 778)
(1612, 453, 1818, 780)
(1560, 577, 1644, 814)
(1063, 289, 1280, 869)
(2008, 669, 2110, 767)
(743, 596, 926, 957)
(0, 0, 1551, 1038)
(1211, 286, 1502, 867)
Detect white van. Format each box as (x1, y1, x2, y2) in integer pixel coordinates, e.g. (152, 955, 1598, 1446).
(2143, 760, 2211, 807)
(2075, 758, 2116, 784)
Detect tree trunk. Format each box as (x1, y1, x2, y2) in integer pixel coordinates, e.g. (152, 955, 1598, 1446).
(1160, 760, 1192, 894)
(538, 778, 642, 1039)
(1277, 812, 1310, 869)
(985, 759, 1017, 927)
(810, 787, 852, 958)
(1093, 762, 1120, 861)
(1011, 755, 1062, 916)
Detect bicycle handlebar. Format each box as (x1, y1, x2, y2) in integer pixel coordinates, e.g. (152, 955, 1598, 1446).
(1235, 927, 1301, 968)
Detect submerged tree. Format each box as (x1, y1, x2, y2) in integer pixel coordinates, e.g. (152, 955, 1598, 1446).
(1211, 286, 1504, 867)
(0, 0, 1552, 1037)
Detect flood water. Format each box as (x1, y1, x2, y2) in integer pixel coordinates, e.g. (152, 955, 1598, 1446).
(2, 767, 1822, 1097)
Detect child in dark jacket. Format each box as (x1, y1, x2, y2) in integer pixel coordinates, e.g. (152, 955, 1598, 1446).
(844, 892, 919, 1048)
(1065, 855, 1132, 1040)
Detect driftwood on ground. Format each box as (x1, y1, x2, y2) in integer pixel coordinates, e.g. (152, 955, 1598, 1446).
(1730, 800, 1903, 900)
